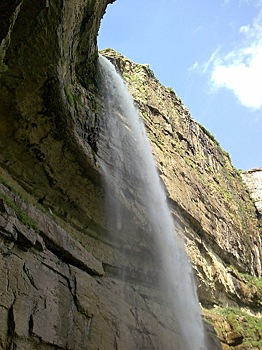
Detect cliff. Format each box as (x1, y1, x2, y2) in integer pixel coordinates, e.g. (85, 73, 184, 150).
(101, 48, 262, 288)
(241, 169, 262, 226)
(102, 49, 262, 349)
(0, 1, 261, 349)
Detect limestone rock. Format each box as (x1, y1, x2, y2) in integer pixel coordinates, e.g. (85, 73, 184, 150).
(241, 168, 262, 224)
(0, 0, 114, 238)
(101, 48, 262, 291)
(1, 180, 212, 349)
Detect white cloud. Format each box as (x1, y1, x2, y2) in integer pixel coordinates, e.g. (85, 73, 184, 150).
(208, 9, 262, 110)
(223, 0, 254, 7)
(188, 47, 222, 75)
(188, 61, 199, 71)
(203, 47, 221, 73)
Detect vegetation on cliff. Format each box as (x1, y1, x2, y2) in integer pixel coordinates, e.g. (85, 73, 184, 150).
(204, 307, 262, 349)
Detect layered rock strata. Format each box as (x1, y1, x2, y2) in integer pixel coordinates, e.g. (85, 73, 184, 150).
(101, 49, 262, 349)
(101, 48, 261, 286)
(0, 1, 220, 348)
(0, 175, 223, 349)
(0, 0, 114, 231)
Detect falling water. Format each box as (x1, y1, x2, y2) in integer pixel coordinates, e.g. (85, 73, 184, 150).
(97, 54, 207, 350)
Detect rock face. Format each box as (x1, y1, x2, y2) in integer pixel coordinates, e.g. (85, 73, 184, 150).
(101, 48, 262, 288)
(100, 50, 262, 349)
(241, 168, 262, 224)
(0, 1, 261, 349)
(0, 0, 114, 231)
(1, 181, 198, 349)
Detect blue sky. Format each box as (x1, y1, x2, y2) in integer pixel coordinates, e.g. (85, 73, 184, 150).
(98, 0, 262, 170)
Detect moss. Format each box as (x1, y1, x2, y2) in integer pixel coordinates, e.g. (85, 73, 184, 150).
(74, 94, 85, 107)
(198, 124, 232, 162)
(0, 173, 38, 206)
(234, 268, 262, 307)
(64, 85, 74, 107)
(147, 132, 171, 157)
(138, 85, 145, 94)
(242, 274, 262, 290)
(147, 133, 159, 144)
(0, 173, 38, 231)
(60, 57, 66, 67)
(0, 62, 8, 73)
(224, 191, 233, 200)
(0, 193, 38, 231)
(63, 84, 87, 109)
(0, 175, 11, 190)
(141, 63, 154, 77)
(204, 307, 262, 348)
(222, 148, 231, 160)
(167, 87, 175, 94)
(199, 124, 217, 143)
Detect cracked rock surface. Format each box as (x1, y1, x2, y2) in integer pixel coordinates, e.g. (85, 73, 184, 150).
(1, 182, 217, 349)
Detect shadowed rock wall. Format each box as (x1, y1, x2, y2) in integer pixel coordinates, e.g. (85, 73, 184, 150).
(1, 179, 197, 349)
(0, 1, 221, 349)
(0, 0, 113, 226)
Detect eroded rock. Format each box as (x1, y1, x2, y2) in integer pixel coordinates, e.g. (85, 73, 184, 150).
(241, 168, 262, 224)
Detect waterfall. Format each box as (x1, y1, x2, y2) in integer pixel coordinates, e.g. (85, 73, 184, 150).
(97, 54, 207, 350)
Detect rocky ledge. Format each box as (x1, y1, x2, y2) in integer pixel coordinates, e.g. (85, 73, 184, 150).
(0, 173, 223, 349)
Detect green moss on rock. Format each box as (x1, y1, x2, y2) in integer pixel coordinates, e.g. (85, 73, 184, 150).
(204, 307, 262, 349)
